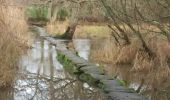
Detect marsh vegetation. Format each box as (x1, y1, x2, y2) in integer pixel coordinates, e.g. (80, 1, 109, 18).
(1, 0, 170, 100)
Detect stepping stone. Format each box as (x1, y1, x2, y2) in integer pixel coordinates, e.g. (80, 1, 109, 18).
(56, 46, 147, 100)
(107, 92, 146, 100)
(89, 73, 111, 80)
(71, 58, 88, 64)
(80, 66, 105, 74)
(101, 80, 135, 93)
(100, 80, 120, 86)
(76, 63, 95, 68)
(104, 85, 135, 93)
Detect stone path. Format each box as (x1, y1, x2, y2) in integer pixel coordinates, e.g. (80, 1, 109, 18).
(37, 27, 147, 100)
(57, 49, 147, 100)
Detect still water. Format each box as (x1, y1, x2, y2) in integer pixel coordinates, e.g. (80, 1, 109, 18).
(0, 38, 106, 100)
(1, 35, 168, 100)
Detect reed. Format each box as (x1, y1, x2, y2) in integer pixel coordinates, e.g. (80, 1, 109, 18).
(0, 1, 29, 87)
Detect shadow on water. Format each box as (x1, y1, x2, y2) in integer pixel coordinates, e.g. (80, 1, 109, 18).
(0, 37, 106, 100)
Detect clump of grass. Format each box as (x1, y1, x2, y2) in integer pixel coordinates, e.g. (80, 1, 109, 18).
(0, 3, 30, 87)
(90, 38, 120, 63)
(115, 39, 141, 64)
(131, 50, 154, 72)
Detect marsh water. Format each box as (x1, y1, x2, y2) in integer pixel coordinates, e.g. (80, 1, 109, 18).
(0, 33, 169, 100)
(0, 36, 106, 100)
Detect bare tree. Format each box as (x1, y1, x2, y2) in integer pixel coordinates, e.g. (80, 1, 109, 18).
(100, 0, 157, 57)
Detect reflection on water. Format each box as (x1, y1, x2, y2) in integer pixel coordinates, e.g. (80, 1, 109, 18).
(3, 37, 169, 100)
(0, 38, 106, 100)
(73, 39, 91, 60)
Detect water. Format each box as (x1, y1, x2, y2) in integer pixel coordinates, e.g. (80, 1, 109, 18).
(0, 38, 106, 100)
(73, 39, 91, 60)
(1, 35, 168, 100)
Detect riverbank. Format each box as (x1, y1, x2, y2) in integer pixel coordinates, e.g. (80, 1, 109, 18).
(46, 21, 112, 39)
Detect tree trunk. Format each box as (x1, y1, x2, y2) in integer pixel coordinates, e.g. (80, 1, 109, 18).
(62, 23, 77, 39)
(61, 3, 80, 39)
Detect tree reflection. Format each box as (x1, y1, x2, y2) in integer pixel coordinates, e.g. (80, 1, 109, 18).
(11, 39, 106, 100)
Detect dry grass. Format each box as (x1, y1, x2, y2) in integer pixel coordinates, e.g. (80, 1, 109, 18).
(46, 21, 68, 35)
(90, 38, 120, 63)
(46, 21, 111, 39)
(115, 39, 141, 64)
(0, 3, 30, 87)
(74, 25, 111, 38)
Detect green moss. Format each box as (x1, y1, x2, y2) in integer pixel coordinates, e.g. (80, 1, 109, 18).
(79, 73, 100, 86)
(57, 52, 79, 74)
(117, 79, 126, 86)
(57, 52, 101, 86)
(98, 82, 105, 90)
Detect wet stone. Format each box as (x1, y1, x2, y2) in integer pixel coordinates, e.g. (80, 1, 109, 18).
(100, 80, 120, 87)
(80, 66, 105, 75)
(76, 63, 96, 68)
(56, 46, 147, 100)
(70, 58, 89, 65)
(107, 92, 146, 100)
(104, 85, 135, 93)
(89, 73, 111, 80)
(101, 80, 135, 93)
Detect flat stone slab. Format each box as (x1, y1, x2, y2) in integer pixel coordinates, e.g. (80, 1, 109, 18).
(101, 80, 120, 86)
(76, 62, 95, 68)
(89, 73, 111, 80)
(100, 80, 134, 93)
(104, 85, 135, 93)
(53, 41, 148, 100)
(107, 92, 146, 100)
(80, 66, 105, 75)
(70, 58, 88, 64)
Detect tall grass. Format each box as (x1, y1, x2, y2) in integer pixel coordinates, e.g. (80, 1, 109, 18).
(0, 2, 29, 87)
(90, 38, 120, 63)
